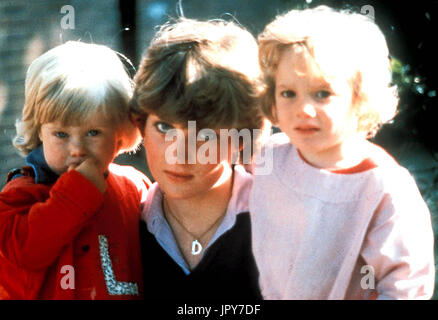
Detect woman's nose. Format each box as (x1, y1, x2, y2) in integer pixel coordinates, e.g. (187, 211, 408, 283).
(170, 128, 197, 165)
(186, 127, 197, 164)
(165, 128, 188, 164)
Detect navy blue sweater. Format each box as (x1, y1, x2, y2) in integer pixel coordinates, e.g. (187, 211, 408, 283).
(140, 212, 262, 300)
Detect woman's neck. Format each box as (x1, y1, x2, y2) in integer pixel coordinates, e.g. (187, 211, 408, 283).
(162, 164, 234, 270)
(164, 164, 234, 235)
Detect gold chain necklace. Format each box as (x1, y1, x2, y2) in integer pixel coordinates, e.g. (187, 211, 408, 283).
(162, 196, 226, 255)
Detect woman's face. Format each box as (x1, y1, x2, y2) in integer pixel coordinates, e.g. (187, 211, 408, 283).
(143, 113, 233, 200)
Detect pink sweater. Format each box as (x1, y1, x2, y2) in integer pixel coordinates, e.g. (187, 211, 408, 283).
(250, 133, 435, 299)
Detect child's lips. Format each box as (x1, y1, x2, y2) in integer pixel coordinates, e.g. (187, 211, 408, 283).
(295, 125, 320, 134)
(67, 159, 87, 169)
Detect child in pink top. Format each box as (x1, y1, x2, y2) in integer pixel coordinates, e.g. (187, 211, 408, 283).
(250, 6, 435, 299)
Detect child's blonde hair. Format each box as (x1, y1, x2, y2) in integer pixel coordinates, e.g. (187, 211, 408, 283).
(14, 41, 141, 156)
(259, 5, 399, 137)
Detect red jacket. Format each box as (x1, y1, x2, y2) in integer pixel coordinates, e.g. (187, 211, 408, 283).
(0, 163, 150, 299)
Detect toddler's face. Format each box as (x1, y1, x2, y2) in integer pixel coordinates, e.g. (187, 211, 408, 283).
(274, 46, 359, 165)
(39, 114, 121, 175)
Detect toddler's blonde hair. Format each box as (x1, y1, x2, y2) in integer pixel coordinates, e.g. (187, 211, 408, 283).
(14, 41, 141, 156)
(259, 5, 399, 136)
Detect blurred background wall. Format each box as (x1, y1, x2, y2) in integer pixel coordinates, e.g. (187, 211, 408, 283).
(0, 0, 437, 298)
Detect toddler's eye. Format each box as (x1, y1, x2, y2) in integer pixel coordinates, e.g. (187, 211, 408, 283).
(280, 90, 296, 98)
(155, 122, 173, 134)
(314, 90, 331, 99)
(87, 130, 100, 137)
(55, 132, 68, 138)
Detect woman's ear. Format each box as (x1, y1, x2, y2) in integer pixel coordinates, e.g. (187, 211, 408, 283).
(239, 141, 244, 152)
(129, 111, 146, 136)
(117, 135, 124, 149)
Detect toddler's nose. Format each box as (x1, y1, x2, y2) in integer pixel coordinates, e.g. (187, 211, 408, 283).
(69, 140, 87, 157)
(298, 103, 317, 118)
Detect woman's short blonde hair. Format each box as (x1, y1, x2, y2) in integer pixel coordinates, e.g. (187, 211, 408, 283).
(132, 18, 268, 156)
(14, 41, 141, 156)
(259, 5, 399, 137)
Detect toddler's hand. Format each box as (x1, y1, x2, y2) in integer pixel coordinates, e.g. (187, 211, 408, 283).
(68, 158, 107, 193)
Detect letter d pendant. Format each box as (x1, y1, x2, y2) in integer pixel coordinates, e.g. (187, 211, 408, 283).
(191, 240, 202, 255)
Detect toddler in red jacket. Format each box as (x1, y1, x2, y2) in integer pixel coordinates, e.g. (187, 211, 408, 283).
(0, 41, 151, 299)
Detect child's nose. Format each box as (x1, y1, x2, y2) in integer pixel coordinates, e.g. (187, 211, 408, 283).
(297, 103, 317, 118)
(69, 140, 87, 157)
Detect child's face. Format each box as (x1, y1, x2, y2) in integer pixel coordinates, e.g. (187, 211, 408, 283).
(143, 113, 233, 201)
(39, 113, 121, 175)
(274, 46, 358, 165)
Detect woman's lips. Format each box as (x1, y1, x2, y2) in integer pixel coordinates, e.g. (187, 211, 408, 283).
(164, 170, 194, 182)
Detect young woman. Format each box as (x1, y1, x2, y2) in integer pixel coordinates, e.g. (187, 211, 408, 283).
(131, 18, 268, 300)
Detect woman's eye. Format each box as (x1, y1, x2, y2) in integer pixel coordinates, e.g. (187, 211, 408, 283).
(54, 132, 68, 138)
(314, 90, 331, 99)
(87, 130, 100, 137)
(198, 131, 217, 142)
(280, 90, 296, 98)
(155, 122, 173, 134)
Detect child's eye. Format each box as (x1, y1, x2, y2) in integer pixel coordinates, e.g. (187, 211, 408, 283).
(87, 130, 100, 137)
(54, 132, 68, 138)
(280, 90, 296, 98)
(314, 90, 332, 99)
(155, 122, 173, 134)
